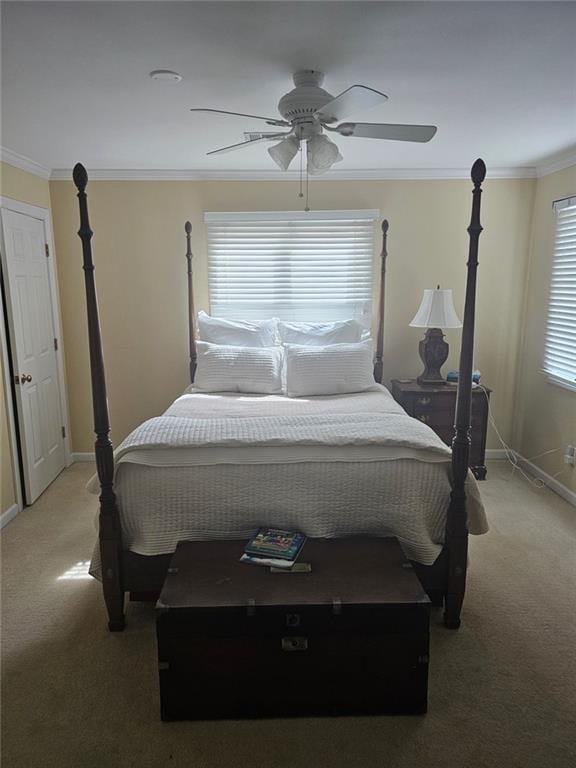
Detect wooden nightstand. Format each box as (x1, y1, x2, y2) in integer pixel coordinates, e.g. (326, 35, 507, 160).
(390, 379, 491, 480)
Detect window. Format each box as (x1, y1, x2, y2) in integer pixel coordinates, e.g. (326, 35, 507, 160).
(543, 196, 576, 391)
(205, 210, 378, 327)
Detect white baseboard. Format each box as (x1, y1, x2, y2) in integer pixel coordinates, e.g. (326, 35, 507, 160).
(485, 449, 509, 460)
(1, 503, 19, 529)
(71, 452, 95, 462)
(513, 454, 576, 507)
(485, 449, 574, 506)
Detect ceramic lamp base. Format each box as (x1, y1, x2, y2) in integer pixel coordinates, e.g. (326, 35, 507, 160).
(416, 328, 449, 385)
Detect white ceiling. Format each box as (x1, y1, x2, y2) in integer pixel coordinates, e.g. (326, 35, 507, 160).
(2, 1, 575, 174)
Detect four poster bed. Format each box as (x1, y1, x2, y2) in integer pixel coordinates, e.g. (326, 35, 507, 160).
(73, 159, 487, 633)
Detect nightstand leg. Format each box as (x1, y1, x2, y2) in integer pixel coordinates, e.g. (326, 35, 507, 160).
(471, 465, 487, 481)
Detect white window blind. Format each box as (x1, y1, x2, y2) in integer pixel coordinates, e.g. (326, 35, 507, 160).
(543, 197, 576, 391)
(205, 210, 378, 327)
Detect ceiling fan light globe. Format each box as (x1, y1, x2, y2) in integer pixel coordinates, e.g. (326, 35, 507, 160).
(268, 136, 299, 170)
(307, 134, 343, 174)
(307, 164, 329, 177)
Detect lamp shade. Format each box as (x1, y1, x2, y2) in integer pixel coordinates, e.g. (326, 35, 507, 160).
(409, 288, 462, 328)
(268, 136, 299, 170)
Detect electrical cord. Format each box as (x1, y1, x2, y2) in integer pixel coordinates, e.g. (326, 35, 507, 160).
(477, 384, 566, 490)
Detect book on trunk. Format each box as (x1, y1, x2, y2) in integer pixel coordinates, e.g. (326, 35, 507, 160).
(242, 528, 306, 568)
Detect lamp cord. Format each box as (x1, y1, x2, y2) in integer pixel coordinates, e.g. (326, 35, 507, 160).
(477, 384, 565, 489)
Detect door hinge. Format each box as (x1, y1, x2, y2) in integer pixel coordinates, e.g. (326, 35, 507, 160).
(45, 243, 50, 258)
(54, 337, 58, 351)
(61, 425, 66, 439)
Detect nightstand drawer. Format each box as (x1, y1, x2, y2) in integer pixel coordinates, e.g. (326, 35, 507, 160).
(413, 394, 455, 412)
(412, 393, 486, 414)
(434, 427, 454, 446)
(413, 392, 486, 415)
(413, 410, 485, 429)
(391, 379, 491, 480)
(413, 407, 453, 426)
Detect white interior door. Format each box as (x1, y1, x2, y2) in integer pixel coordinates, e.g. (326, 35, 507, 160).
(1, 209, 66, 503)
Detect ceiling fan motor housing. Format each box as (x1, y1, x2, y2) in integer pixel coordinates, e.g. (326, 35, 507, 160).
(278, 70, 334, 130)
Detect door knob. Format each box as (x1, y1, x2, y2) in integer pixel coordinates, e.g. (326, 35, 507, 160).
(20, 374, 32, 384)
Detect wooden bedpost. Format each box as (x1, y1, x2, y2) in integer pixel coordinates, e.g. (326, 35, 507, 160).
(373, 219, 388, 383)
(444, 158, 486, 629)
(73, 163, 125, 632)
(185, 221, 197, 383)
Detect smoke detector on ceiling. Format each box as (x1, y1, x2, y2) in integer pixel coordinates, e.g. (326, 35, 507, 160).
(149, 70, 182, 82)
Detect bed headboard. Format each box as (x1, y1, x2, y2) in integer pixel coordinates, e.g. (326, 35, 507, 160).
(184, 218, 390, 385)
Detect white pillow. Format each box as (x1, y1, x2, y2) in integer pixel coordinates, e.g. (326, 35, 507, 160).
(197, 311, 277, 347)
(277, 319, 363, 346)
(284, 340, 377, 397)
(195, 341, 283, 394)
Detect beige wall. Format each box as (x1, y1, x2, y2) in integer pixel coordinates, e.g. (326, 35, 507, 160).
(0, 161, 52, 513)
(1, 161, 51, 209)
(3, 159, 573, 498)
(50, 176, 534, 454)
(514, 164, 576, 493)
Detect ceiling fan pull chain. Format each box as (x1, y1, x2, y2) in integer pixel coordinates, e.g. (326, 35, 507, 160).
(305, 142, 310, 212)
(298, 144, 304, 199)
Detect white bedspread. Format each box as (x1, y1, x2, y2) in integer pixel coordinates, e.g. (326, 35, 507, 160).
(89, 385, 487, 571)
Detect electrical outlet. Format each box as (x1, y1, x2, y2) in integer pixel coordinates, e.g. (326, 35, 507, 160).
(564, 445, 576, 466)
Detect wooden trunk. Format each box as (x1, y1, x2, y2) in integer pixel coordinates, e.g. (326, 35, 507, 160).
(156, 538, 430, 720)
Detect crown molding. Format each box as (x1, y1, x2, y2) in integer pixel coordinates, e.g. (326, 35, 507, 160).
(0, 147, 51, 180)
(49, 165, 537, 182)
(535, 150, 576, 178)
(5, 143, 573, 182)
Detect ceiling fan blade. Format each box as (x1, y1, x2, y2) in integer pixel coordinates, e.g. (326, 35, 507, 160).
(333, 122, 437, 143)
(244, 131, 290, 141)
(191, 108, 289, 128)
(316, 85, 388, 123)
(207, 133, 291, 155)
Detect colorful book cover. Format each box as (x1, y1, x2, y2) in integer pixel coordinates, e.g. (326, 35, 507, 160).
(244, 528, 306, 561)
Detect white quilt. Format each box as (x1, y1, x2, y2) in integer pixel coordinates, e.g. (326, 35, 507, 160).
(89, 385, 487, 571)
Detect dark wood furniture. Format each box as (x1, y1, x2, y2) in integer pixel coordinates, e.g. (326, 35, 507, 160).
(72, 158, 487, 632)
(391, 380, 491, 480)
(157, 538, 430, 720)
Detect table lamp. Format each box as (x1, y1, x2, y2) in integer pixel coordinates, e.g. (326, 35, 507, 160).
(409, 286, 462, 385)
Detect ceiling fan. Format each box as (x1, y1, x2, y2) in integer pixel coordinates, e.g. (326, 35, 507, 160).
(191, 70, 437, 175)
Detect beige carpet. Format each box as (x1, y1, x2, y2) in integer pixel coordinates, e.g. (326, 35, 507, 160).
(1, 461, 575, 768)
